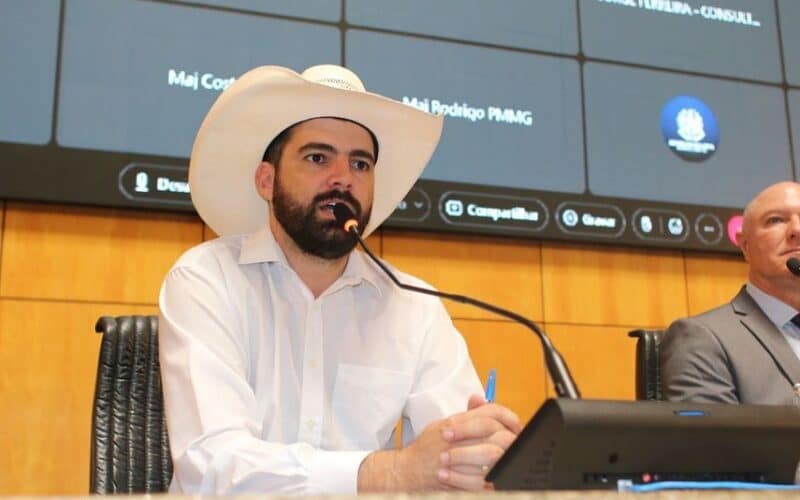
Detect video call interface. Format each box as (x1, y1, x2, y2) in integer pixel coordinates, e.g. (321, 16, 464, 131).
(2, 0, 799, 252)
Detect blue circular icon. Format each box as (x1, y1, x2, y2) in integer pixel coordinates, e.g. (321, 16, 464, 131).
(562, 209, 578, 227)
(660, 96, 719, 162)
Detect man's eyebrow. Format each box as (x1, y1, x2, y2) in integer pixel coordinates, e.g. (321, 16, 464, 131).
(298, 143, 376, 163)
(760, 209, 787, 220)
(298, 142, 337, 154)
(350, 149, 376, 163)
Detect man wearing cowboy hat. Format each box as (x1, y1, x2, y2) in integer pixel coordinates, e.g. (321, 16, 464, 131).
(158, 64, 520, 494)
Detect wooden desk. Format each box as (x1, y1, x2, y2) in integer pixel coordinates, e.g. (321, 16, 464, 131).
(5, 492, 800, 500)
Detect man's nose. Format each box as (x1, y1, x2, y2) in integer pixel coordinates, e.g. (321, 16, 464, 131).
(328, 156, 353, 189)
(789, 216, 800, 238)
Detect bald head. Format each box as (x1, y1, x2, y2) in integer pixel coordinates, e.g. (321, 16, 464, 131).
(737, 181, 800, 307)
(741, 181, 800, 240)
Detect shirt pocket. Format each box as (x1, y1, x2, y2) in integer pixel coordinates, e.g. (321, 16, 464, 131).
(331, 363, 413, 450)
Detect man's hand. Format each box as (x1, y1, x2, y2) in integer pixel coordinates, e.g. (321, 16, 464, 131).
(437, 394, 520, 490)
(357, 394, 521, 492)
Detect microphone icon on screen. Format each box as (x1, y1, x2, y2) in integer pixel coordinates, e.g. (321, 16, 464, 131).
(135, 172, 150, 193)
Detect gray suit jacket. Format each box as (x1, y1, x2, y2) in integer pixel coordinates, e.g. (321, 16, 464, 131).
(660, 287, 800, 405)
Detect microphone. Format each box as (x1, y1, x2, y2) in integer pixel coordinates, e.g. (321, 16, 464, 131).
(332, 203, 580, 399)
(788, 257, 800, 277)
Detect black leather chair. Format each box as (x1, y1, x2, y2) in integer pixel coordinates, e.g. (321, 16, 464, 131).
(91, 315, 172, 493)
(628, 329, 666, 401)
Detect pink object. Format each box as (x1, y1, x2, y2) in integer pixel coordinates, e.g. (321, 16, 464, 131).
(727, 214, 743, 246)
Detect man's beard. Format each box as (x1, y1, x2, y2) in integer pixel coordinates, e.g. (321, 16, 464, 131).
(272, 179, 372, 260)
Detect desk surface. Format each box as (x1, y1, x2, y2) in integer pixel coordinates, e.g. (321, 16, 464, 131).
(6, 492, 800, 500)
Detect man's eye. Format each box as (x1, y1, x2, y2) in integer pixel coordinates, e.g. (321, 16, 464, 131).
(767, 217, 784, 225)
(306, 153, 326, 164)
(352, 160, 372, 171)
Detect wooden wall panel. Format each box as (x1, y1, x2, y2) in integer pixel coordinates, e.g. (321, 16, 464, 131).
(0, 205, 745, 495)
(0, 201, 4, 278)
(685, 251, 748, 316)
(364, 229, 382, 256)
(541, 242, 687, 327)
(203, 224, 217, 241)
(0, 300, 157, 495)
(545, 324, 637, 401)
(1, 203, 202, 304)
(456, 319, 546, 424)
(384, 230, 542, 321)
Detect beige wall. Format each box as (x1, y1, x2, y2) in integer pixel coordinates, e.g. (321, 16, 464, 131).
(0, 201, 748, 494)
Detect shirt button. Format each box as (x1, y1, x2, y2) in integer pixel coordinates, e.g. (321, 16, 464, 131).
(308, 359, 318, 369)
(305, 419, 317, 431)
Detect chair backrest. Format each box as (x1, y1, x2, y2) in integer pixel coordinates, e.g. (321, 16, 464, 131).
(91, 315, 172, 493)
(627, 329, 666, 401)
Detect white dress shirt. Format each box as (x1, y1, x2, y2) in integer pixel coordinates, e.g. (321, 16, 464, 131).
(158, 225, 482, 495)
(745, 282, 800, 361)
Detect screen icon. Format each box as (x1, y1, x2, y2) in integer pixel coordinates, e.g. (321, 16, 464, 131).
(660, 95, 719, 162)
(444, 199, 464, 217)
(391, 187, 431, 223)
(694, 213, 723, 245)
(639, 215, 653, 234)
(119, 163, 192, 206)
(667, 217, 684, 236)
(727, 214, 744, 246)
(135, 172, 150, 193)
(562, 209, 579, 227)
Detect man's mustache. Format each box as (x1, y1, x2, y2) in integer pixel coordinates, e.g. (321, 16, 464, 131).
(313, 189, 362, 216)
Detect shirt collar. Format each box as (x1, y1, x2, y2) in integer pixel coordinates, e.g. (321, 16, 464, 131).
(238, 224, 382, 295)
(239, 224, 284, 265)
(746, 281, 798, 328)
(335, 248, 382, 296)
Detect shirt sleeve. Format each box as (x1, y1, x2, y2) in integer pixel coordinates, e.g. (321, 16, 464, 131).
(158, 264, 370, 495)
(402, 293, 484, 438)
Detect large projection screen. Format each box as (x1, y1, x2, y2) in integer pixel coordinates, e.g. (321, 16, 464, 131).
(1, 0, 797, 253)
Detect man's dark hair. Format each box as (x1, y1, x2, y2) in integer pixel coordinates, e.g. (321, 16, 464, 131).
(261, 117, 380, 167)
(262, 126, 293, 165)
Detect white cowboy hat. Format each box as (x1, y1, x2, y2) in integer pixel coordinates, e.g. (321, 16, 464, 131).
(189, 64, 444, 237)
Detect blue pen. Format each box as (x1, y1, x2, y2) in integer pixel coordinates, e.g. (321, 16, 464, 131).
(485, 368, 497, 403)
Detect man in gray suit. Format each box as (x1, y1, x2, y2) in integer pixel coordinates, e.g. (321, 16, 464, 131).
(661, 181, 800, 405)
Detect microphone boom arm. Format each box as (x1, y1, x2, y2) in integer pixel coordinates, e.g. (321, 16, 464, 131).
(350, 225, 580, 399)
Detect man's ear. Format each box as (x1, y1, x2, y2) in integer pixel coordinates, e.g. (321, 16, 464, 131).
(736, 231, 749, 261)
(255, 161, 275, 202)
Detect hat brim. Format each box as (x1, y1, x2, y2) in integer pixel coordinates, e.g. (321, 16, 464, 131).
(189, 65, 444, 238)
